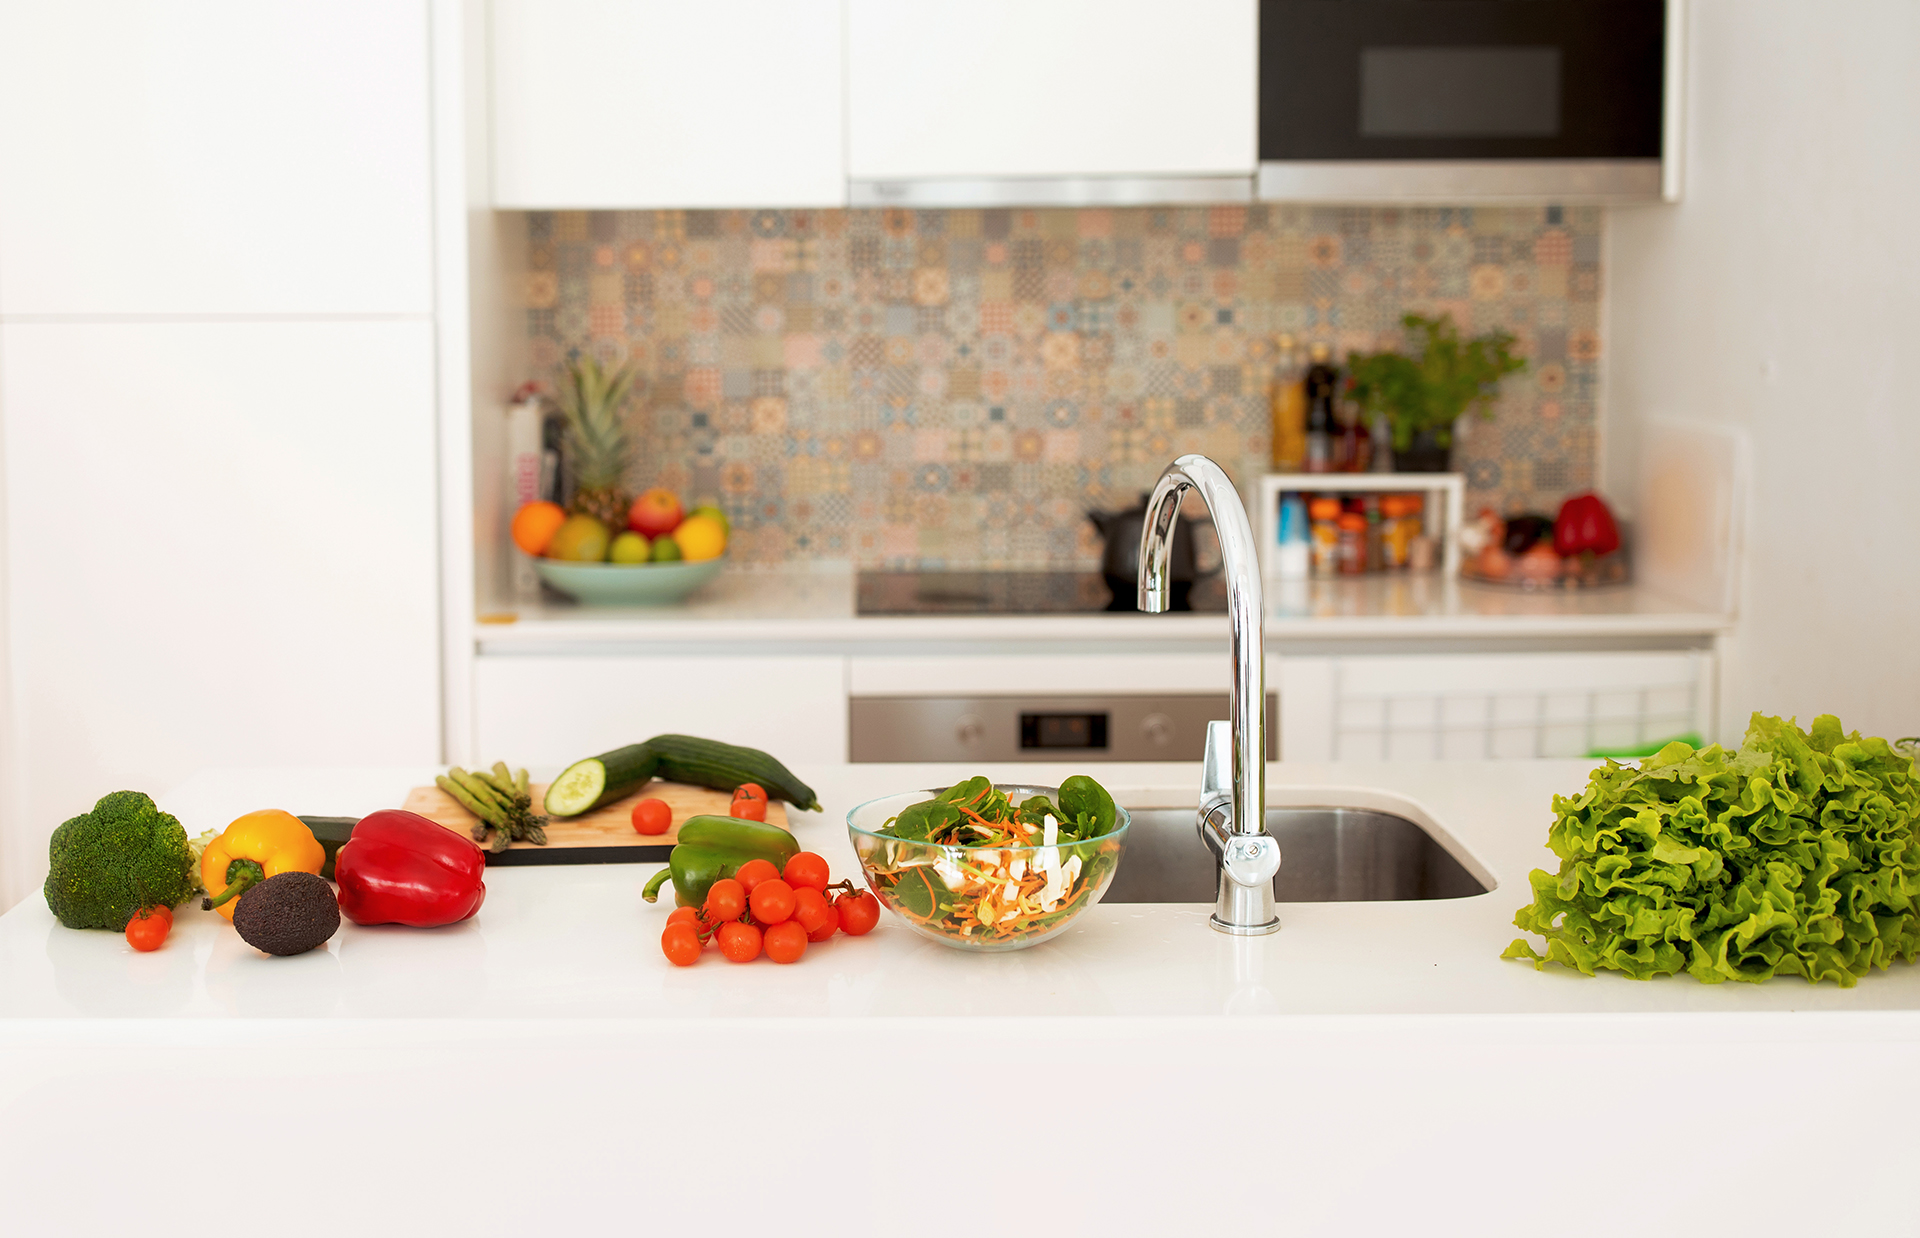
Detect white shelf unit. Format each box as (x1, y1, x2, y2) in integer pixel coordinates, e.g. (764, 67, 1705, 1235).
(1256, 473, 1466, 579)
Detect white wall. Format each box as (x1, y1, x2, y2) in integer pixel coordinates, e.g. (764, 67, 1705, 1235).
(1605, 0, 1920, 741)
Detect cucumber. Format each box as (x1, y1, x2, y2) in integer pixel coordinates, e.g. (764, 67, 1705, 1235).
(543, 744, 661, 817)
(298, 815, 359, 881)
(643, 734, 821, 812)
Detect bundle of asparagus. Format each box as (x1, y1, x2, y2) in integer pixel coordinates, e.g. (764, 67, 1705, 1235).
(437, 763, 547, 852)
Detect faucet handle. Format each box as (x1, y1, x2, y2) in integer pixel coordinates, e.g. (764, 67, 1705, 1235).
(1199, 719, 1233, 817)
(1221, 833, 1282, 888)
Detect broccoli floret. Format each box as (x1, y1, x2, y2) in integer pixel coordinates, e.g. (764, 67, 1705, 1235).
(43, 791, 197, 930)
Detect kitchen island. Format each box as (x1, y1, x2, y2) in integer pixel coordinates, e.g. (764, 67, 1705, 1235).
(3, 759, 1915, 1235)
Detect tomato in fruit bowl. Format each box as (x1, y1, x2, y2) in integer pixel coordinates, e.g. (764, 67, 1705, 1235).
(627, 487, 684, 538)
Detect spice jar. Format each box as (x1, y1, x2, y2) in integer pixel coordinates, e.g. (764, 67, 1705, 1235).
(1336, 512, 1369, 575)
(1308, 497, 1342, 576)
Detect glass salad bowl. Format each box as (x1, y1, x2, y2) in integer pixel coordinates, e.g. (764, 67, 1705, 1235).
(847, 783, 1130, 953)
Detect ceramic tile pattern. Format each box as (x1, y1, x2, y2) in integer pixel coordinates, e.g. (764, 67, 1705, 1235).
(525, 205, 1602, 568)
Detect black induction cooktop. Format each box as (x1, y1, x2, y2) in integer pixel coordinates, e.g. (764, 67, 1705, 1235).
(855, 570, 1226, 615)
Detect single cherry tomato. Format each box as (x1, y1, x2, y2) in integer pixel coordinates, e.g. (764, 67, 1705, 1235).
(805, 901, 840, 943)
(791, 885, 833, 935)
(763, 919, 808, 964)
(782, 851, 830, 893)
(703, 877, 746, 923)
(734, 858, 780, 895)
(667, 905, 700, 930)
(835, 890, 881, 937)
(749, 878, 796, 925)
(661, 921, 702, 966)
(732, 782, 768, 805)
(124, 906, 170, 952)
(717, 920, 763, 963)
(729, 798, 767, 822)
(630, 798, 672, 835)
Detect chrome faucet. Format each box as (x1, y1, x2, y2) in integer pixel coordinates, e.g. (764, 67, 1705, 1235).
(1137, 455, 1281, 935)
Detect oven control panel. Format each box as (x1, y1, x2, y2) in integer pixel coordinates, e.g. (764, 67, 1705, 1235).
(849, 695, 1278, 763)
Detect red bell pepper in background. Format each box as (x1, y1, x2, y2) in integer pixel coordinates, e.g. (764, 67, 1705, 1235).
(1553, 492, 1621, 557)
(334, 809, 487, 927)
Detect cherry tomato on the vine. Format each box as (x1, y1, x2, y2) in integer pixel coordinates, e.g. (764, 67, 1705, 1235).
(763, 920, 808, 964)
(805, 901, 841, 943)
(703, 877, 746, 923)
(734, 858, 780, 895)
(732, 782, 768, 804)
(717, 921, 763, 963)
(630, 797, 672, 835)
(728, 798, 767, 822)
(749, 878, 796, 925)
(124, 906, 170, 952)
(661, 922, 702, 967)
(835, 890, 881, 937)
(782, 851, 830, 893)
(791, 886, 833, 935)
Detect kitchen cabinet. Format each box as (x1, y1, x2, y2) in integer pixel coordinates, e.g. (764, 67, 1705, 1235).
(0, 321, 444, 853)
(845, 0, 1256, 183)
(0, 0, 433, 316)
(472, 653, 849, 765)
(1276, 649, 1715, 762)
(489, 0, 846, 209)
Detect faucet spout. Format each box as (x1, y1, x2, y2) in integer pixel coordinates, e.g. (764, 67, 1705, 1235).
(1137, 454, 1280, 935)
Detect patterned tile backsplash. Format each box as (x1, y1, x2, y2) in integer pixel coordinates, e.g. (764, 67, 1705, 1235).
(525, 204, 1602, 568)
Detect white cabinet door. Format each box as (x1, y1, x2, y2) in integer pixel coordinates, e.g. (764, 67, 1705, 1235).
(0, 0, 432, 316)
(847, 0, 1256, 180)
(1275, 651, 1716, 762)
(490, 0, 845, 208)
(0, 321, 442, 869)
(473, 654, 848, 766)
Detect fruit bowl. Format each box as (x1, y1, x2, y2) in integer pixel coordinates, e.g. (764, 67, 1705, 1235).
(532, 553, 725, 606)
(847, 784, 1129, 952)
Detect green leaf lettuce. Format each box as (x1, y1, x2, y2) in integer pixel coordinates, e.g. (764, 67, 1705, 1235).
(1503, 713, 1920, 987)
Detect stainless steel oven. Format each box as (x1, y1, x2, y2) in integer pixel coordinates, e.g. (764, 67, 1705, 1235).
(1258, 0, 1682, 202)
(849, 694, 1279, 763)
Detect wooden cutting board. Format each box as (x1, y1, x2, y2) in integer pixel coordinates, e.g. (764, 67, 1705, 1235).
(400, 779, 789, 866)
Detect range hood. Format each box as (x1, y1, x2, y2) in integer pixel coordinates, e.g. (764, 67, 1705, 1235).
(848, 175, 1253, 209)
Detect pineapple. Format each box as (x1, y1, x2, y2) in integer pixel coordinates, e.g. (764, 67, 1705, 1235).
(557, 355, 639, 531)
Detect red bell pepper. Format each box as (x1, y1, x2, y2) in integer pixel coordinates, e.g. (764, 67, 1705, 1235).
(334, 809, 487, 928)
(1553, 492, 1621, 557)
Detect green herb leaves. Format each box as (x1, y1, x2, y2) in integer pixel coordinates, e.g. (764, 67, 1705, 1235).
(1504, 714, 1920, 987)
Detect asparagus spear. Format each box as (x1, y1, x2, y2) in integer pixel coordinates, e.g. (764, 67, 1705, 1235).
(438, 774, 502, 826)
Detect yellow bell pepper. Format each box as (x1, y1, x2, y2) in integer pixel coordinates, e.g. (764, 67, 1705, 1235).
(201, 810, 327, 921)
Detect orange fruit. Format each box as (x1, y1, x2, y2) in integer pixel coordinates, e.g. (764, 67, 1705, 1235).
(672, 513, 727, 561)
(511, 501, 567, 555)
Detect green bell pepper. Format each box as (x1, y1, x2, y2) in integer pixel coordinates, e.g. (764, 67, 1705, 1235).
(640, 814, 801, 906)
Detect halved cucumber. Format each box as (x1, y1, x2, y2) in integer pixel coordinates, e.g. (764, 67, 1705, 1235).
(544, 744, 660, 817)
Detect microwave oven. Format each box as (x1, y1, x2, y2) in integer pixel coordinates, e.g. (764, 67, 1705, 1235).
(1258, 0, 1682, 203)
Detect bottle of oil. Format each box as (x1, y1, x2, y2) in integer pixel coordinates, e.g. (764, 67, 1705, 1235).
(1268, 335, 1307, 472)
(1303, 342, 1337, 474)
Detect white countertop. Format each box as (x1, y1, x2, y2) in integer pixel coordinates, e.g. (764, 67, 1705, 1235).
(8, 761, 1915, 1236)
(5, 759, 1910, 1020)
(474, 563, 1730, 650)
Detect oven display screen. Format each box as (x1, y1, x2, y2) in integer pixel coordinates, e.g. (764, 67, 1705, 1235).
(1020, 713, 1110, 750)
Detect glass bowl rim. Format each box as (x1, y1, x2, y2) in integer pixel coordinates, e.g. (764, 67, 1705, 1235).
(845, 783, 1132, 852)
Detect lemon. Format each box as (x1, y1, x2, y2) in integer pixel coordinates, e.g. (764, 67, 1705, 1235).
(547, 514, 611, 562)
(672, 513, 727, 561)
(609, 531, 651, 564)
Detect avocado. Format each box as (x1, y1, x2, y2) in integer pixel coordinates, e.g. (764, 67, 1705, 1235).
(232, 871, 340, 956)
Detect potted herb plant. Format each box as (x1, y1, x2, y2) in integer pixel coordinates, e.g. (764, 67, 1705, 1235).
(1347, 313, 1526, 472)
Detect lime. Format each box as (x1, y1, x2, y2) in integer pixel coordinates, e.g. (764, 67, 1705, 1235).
(609, 531, 651, 564)
(650, 534, 683, 562)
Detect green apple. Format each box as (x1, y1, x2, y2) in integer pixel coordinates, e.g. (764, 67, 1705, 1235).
(547, 514, 610, 562)
(609, 531, 651, 564)
(688, 504, 731, 537)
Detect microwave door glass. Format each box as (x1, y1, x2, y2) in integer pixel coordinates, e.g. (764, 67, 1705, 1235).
(1359, 46, 1561, 138)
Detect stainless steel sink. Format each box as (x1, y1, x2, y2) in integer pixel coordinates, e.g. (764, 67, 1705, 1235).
(1103, 807, 1490, 904)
